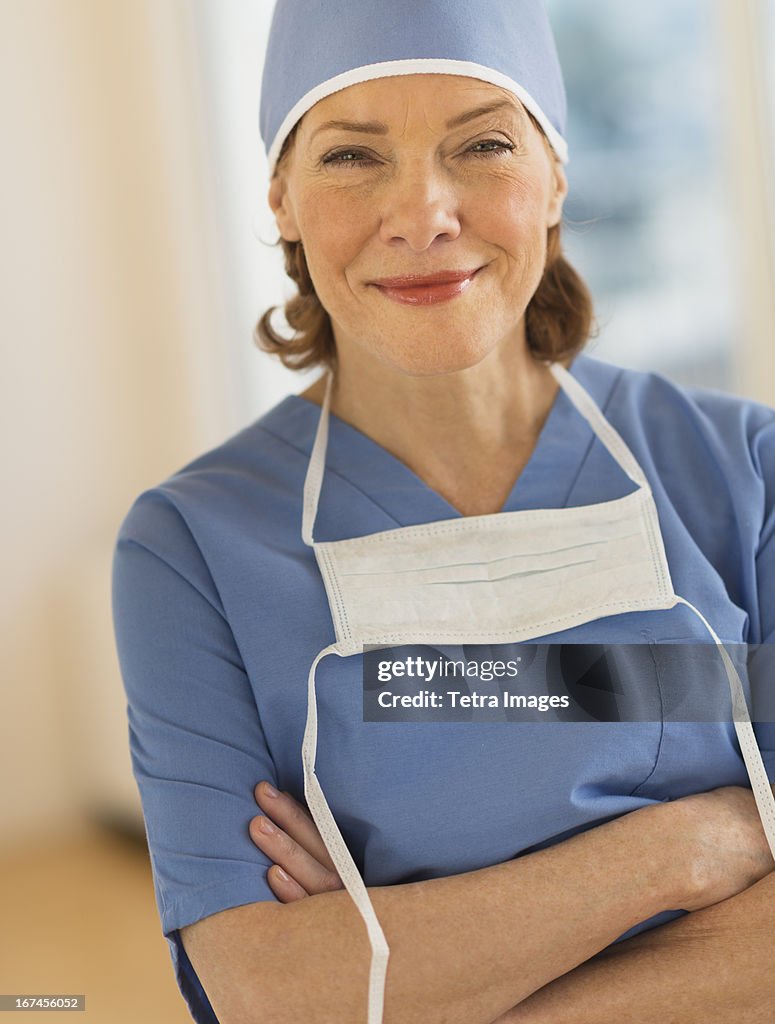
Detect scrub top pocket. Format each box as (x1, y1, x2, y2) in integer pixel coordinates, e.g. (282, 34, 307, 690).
(628, 637, 752, 801)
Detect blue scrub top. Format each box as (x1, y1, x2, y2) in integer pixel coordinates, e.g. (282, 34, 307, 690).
(111, 353, 775, 1023)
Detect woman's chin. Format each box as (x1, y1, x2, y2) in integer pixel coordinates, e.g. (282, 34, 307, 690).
(372, 340, 496, 378)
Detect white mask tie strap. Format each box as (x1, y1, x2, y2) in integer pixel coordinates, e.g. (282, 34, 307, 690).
(548, 362, 650, 490)
(302, 371, 335, 547)
(302, 641, 390, 1024)
(674, 595, 775, 857)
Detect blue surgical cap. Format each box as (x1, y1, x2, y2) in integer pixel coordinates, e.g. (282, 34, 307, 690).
(259, 0, 569, 174)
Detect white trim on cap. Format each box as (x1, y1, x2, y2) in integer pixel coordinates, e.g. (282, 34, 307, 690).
(266, 57, 569, 172)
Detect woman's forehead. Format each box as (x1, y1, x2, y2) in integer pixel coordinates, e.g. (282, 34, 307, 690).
(302, 74, 525, 129)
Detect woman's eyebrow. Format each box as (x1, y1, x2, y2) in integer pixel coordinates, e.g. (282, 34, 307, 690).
(446, 99, 522, 128)
(308, 99, 521, 141)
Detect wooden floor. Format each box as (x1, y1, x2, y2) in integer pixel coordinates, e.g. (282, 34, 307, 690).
(0, 819, 194, 1023)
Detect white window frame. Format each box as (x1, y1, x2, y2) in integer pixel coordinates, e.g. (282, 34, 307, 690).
(716, 0, 775, 403)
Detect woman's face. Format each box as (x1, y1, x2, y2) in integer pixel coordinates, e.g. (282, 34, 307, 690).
(269, 74, 568, 377)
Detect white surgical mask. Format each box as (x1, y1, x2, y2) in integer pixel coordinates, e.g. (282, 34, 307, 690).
(299, 362, 775, 1024)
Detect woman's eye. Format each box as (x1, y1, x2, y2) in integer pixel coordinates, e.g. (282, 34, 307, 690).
(468, 139, 516, 159)
(321, 138, 515, 169)
(321, 150, 377, 169)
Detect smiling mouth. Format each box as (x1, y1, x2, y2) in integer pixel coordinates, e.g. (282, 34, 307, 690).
(371, 267, 484, 306)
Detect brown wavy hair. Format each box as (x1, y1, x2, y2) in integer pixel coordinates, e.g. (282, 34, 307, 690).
(255, 114, 597, 374)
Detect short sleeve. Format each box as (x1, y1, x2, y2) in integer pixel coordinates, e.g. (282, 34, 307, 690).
(749, 416, 775, 782)
(111, 490, 280, 1023)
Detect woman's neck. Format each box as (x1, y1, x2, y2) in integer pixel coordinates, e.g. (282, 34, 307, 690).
(298, 336, 570, 517)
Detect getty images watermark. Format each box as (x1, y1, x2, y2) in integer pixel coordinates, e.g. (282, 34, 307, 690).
(362, 643, 775, 724)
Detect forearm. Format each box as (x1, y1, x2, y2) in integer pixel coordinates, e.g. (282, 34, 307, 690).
(250, 805, 679, 1024)
(500, 849, 775, 1023)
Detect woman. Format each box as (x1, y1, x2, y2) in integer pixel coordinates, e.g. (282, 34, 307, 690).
(111, 2, 775, 1022)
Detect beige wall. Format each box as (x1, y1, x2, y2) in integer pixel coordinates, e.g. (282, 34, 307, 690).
(0, 0, 236, 849)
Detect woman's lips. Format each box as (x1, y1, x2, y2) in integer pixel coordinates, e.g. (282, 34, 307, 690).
(372, 267, 483, 306)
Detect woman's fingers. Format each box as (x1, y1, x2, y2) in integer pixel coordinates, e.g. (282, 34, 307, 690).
(249, 812, 343, 896)
(266, 864, 309, 903)
(249, 781, 344, 896)
(253, 781, 339, 873)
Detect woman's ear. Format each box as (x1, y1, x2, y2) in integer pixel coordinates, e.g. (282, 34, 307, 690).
(268, 171, 302, 243)
(546, 160, 569, 229)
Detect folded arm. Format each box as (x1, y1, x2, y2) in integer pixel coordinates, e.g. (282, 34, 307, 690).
(499, 873, 775, 1024)
(229, 782, 773, 1024)
(499, 784, 775, 1024)
(185, 796, 684, 1024)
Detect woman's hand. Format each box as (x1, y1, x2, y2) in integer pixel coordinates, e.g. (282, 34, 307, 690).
(249, 781, 344, 902)
(663, 784, 775, 912)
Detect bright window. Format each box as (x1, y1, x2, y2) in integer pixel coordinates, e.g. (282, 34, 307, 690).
(546, 0, 737, 387)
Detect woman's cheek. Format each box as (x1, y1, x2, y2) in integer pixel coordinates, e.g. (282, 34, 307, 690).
(300, 197, 370, 266)
(309, 175, 379, 221)
(473, 192, 542, 252)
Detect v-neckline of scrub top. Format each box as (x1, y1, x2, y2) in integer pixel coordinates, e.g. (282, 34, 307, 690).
(260, 352, 623, 530)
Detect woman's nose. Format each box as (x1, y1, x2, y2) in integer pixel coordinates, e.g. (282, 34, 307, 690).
(377, 164, 462, 250)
